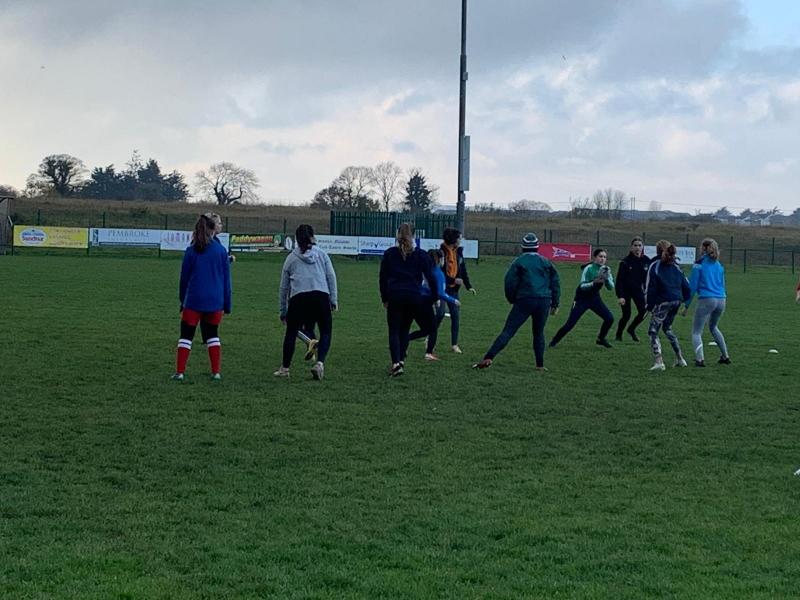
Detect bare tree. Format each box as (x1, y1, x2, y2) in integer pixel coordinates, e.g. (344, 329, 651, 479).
(0, 184, 17, 198)
(335, 166, 375, 201)
(591, 188, 628, 219)
(648, 200, 663, 212)
(27, 154, 86, 197)
(509, 199, 552, 213)
(371, 161, 402, 212)
(195, 162, 260, 205)
(569, 196, 594, 218)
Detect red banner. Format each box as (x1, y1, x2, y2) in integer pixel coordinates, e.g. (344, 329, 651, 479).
(538, 243, 592, 262)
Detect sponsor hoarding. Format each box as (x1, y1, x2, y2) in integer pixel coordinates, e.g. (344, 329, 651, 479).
(229, 233, 284, 252)
(644, 245, 695, 265)
(537, 243, 592, 263)
(314, 235, 359, 256)
(90, 228, 161, 247)
(14, 226, 88, 249)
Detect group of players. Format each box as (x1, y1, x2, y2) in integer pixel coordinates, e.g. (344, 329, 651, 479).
(171, 213, 732, 381)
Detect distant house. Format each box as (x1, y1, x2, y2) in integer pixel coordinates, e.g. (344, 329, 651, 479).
(622, 209, 693, 221)
(431, 204, 457, 214)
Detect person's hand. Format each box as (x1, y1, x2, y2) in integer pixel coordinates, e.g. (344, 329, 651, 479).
(618, 298, 626, 306)
(279, 314, 287, 325)
(331, 304, 338, 312)
(455, 278, 464, 286)
(454, 300, 461, 307)
(469, 288, 477, 295)
(229, 255, 237, 263)
(383, 302, 388, 309)
(224, 309, 231, 315)
(179, 304, 183, 313)
(680, 307, 689, 317)
(550, 306, 559, 316)
(435, 300, 441, 308)
(796, 290, 800, 304)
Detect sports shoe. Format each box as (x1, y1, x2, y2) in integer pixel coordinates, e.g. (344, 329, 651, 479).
(472, 358, 492, 369)
(535, 366, 548, 372)
(210, 373, 222, 381)
(424, 353, 440, 361)
(628, 330, 640, 342)
(615, 334, 623, 342)
(311, 361, 324, 380)
(390, 363, 404, 377)
(170, 373, 185, 381)
(548, 340, 558, 348)
(673, 358, 688, 368)
(718, 356, 732, 365)
(304, 339, 318, 361)
(649, 362, 666, 371)
(273, 367, 290, 377)
(596, 338, 612, 348)
(452, 345, 463, 354)
(694, 360, 706, 367)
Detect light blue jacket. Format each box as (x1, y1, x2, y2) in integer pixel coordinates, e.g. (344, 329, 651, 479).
(686, 256, 726, 306)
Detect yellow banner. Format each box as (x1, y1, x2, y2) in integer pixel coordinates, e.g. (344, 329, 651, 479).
(14, 226, 88, 249)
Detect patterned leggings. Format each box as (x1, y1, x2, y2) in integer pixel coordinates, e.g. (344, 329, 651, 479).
(648, 301, 683, 358)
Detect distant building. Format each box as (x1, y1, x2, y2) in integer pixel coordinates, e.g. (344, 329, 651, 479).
(431, 204, 457, 214)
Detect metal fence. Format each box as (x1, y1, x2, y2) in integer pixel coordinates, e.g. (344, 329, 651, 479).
(330, 211, 456, 238)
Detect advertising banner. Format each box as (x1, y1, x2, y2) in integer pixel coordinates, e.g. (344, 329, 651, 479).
(538, 243, 592, 263)
(14, 226, 88, 249)
(357, 236, 396, 256)
(314, 235, 359, 256)
(644, 245, 695, 265)
(417, 238, 479, 259)
(90, 228, 161, 247)
(229, 233, 285, 252)
(159, 231, 230, 251)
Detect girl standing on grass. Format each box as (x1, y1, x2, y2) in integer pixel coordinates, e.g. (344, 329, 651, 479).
(615, 237, 650, 342)
(172, 214, 232, 381)
(408, 248, 460, 361)
(439, 228, 477, 354)
(645, 242, 691, 371)
(380, 223, 438, 376)
(549, 248, 615, 349)
(683, 238, 731, 367)
(275, 224, 338, 381)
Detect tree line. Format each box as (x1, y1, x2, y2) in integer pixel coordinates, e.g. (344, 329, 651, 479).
(0, 154, 438, 213)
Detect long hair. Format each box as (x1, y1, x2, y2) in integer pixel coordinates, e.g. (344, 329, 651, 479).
(655, 239, 669, 259)
(296, 224, 315, 253)
(192, 214, 216, 252)
(204, 212, 222, 232)
(701, 238, 719, 260)
(397, 223, 414, 259)
(427, 248, 443, 265)
(661, 243, 678, 265)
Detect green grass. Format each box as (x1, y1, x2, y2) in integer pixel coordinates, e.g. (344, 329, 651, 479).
(2, 254, 799, 599)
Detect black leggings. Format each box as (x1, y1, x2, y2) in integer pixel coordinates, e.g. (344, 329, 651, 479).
(283, 291, 332, 368)
(180, 320, 219, 344)
(408, 300, 438, 354)
(551, 295, 614, 345)
(386, 294, 429, 364)
(616, 290, 646, 337)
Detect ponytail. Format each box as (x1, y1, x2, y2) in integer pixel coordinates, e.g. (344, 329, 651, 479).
(661, 243, 678, 265)
(295, 224, 315, 253)
(701, 238, 719, 260)
(397, 223, 414, 259)
(192, 214, 215, 252)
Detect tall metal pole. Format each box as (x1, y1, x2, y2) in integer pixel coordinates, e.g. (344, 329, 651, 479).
(456, 0, 468, 234)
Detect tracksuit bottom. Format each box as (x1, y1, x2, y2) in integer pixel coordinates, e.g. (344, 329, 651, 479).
(550, 295, 614, 346)
(691, 298, 728, 361)
(387, 293, 431, 364)
(283, 291, 332, 368)
(484, 297, 551, 367)
(617, 290, 646, 338)
(648, 300, 682, 358)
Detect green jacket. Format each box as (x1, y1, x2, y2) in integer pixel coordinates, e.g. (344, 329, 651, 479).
(504, 252, 560, 307)
(574, 262, 615, 299)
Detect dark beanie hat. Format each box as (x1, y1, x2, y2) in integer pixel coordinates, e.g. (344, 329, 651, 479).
(521, 232, 539, 250)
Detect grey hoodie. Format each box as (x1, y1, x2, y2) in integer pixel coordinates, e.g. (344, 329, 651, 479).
(279, 245, 338, 316)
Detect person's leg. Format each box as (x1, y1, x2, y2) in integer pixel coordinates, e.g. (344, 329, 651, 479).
(589, 297, 614, 341)
(387, 300, 404, 365)
(314, 293, 333, 364)
(616, 296, 631, 339)
(415, 302, 438, 355)
(550, 300, 588, 346)
(530, 299, 550, 368)
(707, 299, 729, 359)
(628, 292, 647, 336)
(175, 309, 201, 375)
(200, 311, 224, 375)
(448, 290, 461, 347)
(648, 303, 666, 359)
(282, 295, 305, 369)
(691, 298, 713, 362)
(662, 303, 684, 360)
(484, 302, 531, 360)
(399, 298, 418, 362)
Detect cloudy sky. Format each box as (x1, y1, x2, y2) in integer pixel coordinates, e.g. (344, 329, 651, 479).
(2, 0, 800, 213)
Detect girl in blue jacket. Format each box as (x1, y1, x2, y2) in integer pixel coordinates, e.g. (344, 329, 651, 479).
(683, 238, 730, 366)
(173, 215, 232, 381)
(409, 249, 460, 360)
(645, 243, 690, 371)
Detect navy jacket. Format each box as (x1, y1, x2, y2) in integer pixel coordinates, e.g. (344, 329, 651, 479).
(615, 253, 650, 298)
(179, 238, 232, 313)
(441, 245, 472, 291)
(645, 260, 690, 310)
(380, 246, 438, 303)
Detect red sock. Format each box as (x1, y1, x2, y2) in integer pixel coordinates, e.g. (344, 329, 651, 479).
(207, 337, 221, 374)
(176, 339, 192, 374)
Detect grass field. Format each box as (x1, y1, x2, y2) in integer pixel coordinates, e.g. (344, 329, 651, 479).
(2, 253, 800, 598)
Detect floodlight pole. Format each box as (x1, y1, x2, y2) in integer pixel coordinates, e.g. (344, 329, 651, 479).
(455, 0, 468, 234)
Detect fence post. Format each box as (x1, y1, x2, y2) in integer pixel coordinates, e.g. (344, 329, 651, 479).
(102, 212, 106, 227)
(596, 230, 600, 246)
(10, 223, 14, 255)
(494, 227, 498, 255)
(642, 232, 646, 244)
(792, 251, 795, 274)
(163, 214, 168, 230)
(685, 233, 689, 246)
(743, 249, 747, 273)
(283, 218, 287, 236)
(37, 208, 41, 225)
(225, 216, 230, 232)
(771, 237, 775, 266)
(729, 235, 734, 265)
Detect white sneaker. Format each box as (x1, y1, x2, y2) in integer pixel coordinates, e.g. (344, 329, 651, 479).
(170, 373, 185, 381)
(452, 345, 463, 354)
(649, 362, 666, 371)
(673, 358, 687, 368)
(273, 367, 290, 377)
(311, 361, 324, 380)
(424, 353, 440, 361)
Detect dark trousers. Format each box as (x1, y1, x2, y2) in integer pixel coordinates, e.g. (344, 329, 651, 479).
(485, 297, 551, 367)
(435, 288, 460, 345)
(387, 294, 428, 364)
(408, 299, 438, 353)
(551, 295, 614, 346)
(616, 289, 646, 337)
(283, 291, 332, 368)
